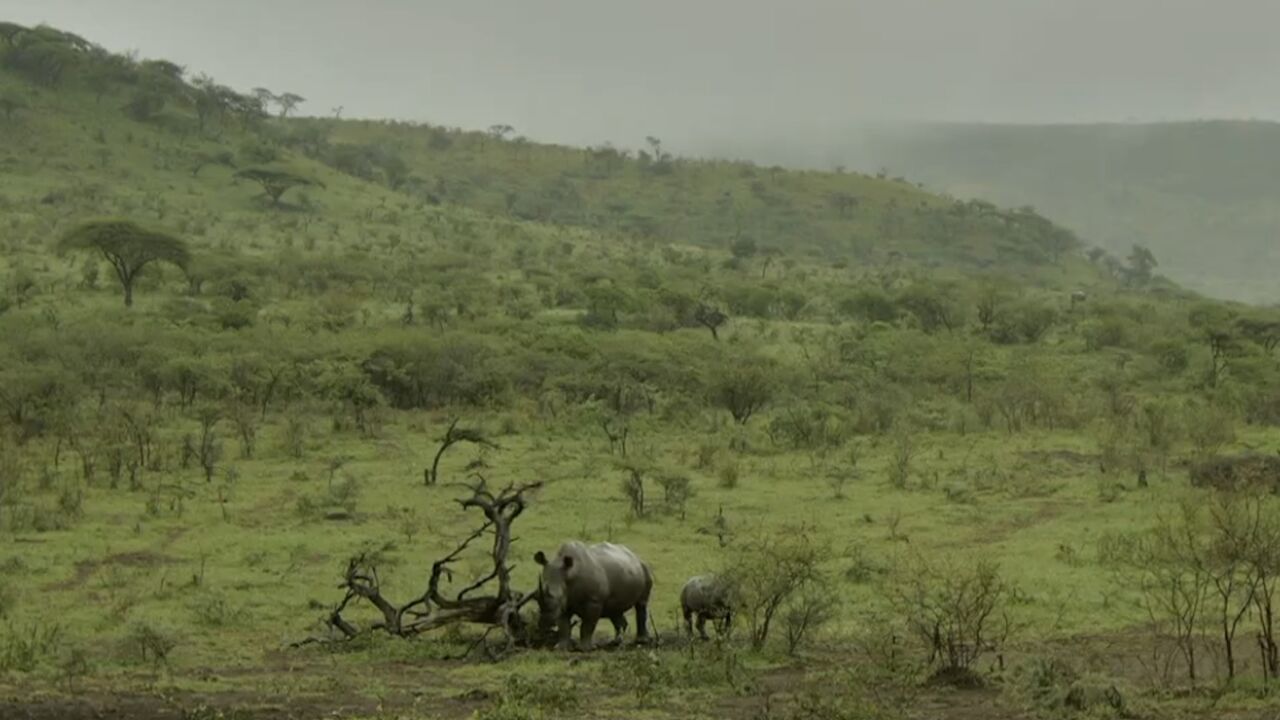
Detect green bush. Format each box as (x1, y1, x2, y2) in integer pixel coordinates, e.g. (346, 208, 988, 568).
(122, 621, 178, 666)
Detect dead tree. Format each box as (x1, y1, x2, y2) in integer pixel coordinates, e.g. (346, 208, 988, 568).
(299, 479, 542, 656)
(425, 418, 499, 486)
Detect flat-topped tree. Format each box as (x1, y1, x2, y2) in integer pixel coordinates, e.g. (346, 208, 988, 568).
(275, 92, 305, 119)
(59, 219, 190, 307)
(234, 167, 323, 206)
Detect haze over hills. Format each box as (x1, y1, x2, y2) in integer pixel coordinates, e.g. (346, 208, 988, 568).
(699, 121, 1280, 305)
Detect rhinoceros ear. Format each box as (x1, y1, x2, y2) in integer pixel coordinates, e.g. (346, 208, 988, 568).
(534, 551, 547, 565)
(562, 556, 574, 570)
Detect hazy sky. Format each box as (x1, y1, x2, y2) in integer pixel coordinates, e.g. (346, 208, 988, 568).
(7, 1, 1280, 151)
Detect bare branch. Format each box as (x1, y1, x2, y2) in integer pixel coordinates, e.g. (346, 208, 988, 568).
(299, 479, 543, 650)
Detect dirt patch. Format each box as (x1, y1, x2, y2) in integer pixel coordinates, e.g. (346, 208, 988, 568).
(42, 550, 178, 592)
(0, 690, 481, 720)
(1189, 453, 1280, 492)
(715, 665, 1027, 720)
(952, 498, 1070, 549)
(1018, 449, 1098, 469)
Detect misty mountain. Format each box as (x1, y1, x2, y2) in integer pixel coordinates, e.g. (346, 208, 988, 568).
(823, 121, 1280, 304)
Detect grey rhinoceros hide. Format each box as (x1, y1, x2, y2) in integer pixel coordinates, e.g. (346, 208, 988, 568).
(533, 540, 653, 650)
(680, 574, 734, 639)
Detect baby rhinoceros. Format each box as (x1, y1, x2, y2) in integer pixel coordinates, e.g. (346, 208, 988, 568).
(680, 574, 733, 640)
(533, 541, 654, 651)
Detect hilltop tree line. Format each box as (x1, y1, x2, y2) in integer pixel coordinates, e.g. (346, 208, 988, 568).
(0, 19, 1107, 285)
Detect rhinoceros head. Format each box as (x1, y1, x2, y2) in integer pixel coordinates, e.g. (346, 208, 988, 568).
(533, 549, 574, 632)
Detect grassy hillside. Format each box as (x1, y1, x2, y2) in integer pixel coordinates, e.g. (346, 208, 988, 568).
(3, 21, 1280, 720)
(288, 117, 1102, 284)
(837, 121, 1280, 304)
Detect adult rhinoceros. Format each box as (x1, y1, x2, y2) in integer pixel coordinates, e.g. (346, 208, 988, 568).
(533, 541, 653, 650)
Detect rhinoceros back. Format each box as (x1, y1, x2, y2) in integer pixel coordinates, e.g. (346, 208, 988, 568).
(681, 575, 727, 613)
(560, 541, 651, 614)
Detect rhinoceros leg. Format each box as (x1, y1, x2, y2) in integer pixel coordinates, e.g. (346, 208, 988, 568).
(683, 607, 694, 638)
(553, 613, 575, 651)
(634, 602, 651, 644)
(577, 603, 602, 650)
(695, 612, 710, 641)
(606, 614, 628, 646)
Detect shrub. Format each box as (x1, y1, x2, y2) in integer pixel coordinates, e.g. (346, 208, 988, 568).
(1081, 317, 1131, 351)
(238, 140, 278, 164)
(190, 592, 232, 627)
(57, 482, 83, 518)
(1187, 403, 1236, 459)
(329, 475, 361, 514)
(990, 300, 1057, 344)
(475, 674, 579, 720)
(1151, 339, 1189, 374)
(708, 352, 779, 425)
(0, 622, 65, 672)
(717, 461, 740, 489)
(619, 464, 647, 518)
(212, 298, 255, 330)
(361, 332, 515, 409)
(599, 650, 674, 706)
(656, 473, 694, 518)
(767, 405, 848, 451)
(887, 425, 917, 489)
(887, 553, 1013, 684)
(720, 527, 828, 650)
(781, 584, 840, 655)
(1015, 657, 1126, 719)
(122, 621, 178, 666)
(1188, 453, 1280, 493)
(281, 414, 309, 458)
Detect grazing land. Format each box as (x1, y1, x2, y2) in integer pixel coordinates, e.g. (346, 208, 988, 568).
(2, 22, 1280, 719)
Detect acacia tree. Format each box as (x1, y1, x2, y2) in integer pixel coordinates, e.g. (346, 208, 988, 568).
(693, 303, 728, 340)
(276, 92, 305, 118)
(58, 219, 190, 307)
(234, 167, 322, 206)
